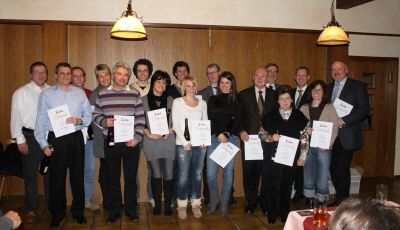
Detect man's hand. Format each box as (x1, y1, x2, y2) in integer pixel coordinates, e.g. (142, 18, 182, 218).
(239, 131, 249, 142)
(183, 144, 192, 151)
(217, 133, 228, 143)
(17, 143, 29, 154)
(66, 117, 82, 125)
(126, 139, 139, 147)
(106, 117, 115, 128)
(42, 146, 53, 156)
(4, 211, 21, 229)
(338, 118, 345, 128)
(272, 134, 280, 142)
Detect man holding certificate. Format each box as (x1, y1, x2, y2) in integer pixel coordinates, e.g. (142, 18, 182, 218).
(260, 85, 308, 224)
(298, 80, 339, 207)
(92, 62, 145, 224)
(34, 62, 92, 228)
(327, 61, 369, 206)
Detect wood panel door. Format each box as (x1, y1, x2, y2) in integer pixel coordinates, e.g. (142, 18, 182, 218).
(348, 56, 398, 177)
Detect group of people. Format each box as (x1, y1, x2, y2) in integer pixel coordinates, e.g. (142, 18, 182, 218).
(9, 58, 370, 228)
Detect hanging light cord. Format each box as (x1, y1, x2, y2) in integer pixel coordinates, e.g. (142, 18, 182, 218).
(326, 0, 341, 27)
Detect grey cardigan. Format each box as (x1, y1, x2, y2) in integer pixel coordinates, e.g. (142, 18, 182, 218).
(142, 95, 176, 161)
(300, 103, 339, 150)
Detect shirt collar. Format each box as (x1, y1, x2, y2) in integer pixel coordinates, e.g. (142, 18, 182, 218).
(255, 86, 265, 94)
(335, 76, 348, 86)
(108, 85, 131, 91)
(297, 85, 307, 91)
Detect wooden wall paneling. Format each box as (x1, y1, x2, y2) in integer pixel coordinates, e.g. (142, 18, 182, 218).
(326, 45, 349, 82)
(43, 22, 67, 84)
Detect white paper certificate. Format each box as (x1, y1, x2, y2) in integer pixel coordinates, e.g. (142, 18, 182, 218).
(47, 105, 75, 138)
(209, 142, 240, 168)
(333, 98, 353, 117)
(274, 135, 299, 167)
(244, 135, 264, 160)
(189, 120, 211, 146)
(147, 108, 169, 135)
(114, 115, 135, 143)
(310, 121, 333, 149)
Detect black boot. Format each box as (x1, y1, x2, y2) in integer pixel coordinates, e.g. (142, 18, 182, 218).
(163, 179, 173, 216)
(151, 178, 162, 215)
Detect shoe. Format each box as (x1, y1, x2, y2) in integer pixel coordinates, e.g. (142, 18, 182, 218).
(72, 215, 87, 224)
(244, 205, 255, 214)
(229, 196, 237, 205)
(126, 212, 139, 222)
(164, 205, 173, 216)
(177, 206, 187, 220)
(153, 205, 161, 215)
(50, 217, 63, 228)
(85, 199, 100, 211)
(268, 217, 276, 224)
(192, 206, 202, 218)
(291, 193, 305, 203)
(106, 213, 120, 224)
(26, 211, 36, 224)
(204, 197, 210, 206)
(148, 198, 155, 208)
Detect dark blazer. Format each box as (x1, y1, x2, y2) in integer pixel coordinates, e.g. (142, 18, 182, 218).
(292, 86, 311, 110)
(167, 84, 182, 99)
(198, 85, 214, 102)
(327, 77, 369, 150)
(238, 86, 277, 135)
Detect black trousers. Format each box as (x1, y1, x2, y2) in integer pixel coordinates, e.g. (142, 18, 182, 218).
(263, 158, 294, 220)
(98, 157, 110, 210)
(293, 165, 304, 196)
(241, 145, 263, 207)
(104, 143, 140, 215)
(330, 138, 354, 201)
(48, 131, 84, 219)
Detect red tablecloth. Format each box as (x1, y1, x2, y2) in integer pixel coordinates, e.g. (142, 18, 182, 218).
(284, 208, 335, 230)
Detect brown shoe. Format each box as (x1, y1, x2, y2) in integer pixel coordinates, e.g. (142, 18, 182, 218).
(26, 211, 36, 223)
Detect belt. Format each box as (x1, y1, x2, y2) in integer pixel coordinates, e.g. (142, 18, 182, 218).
(22, 127, 34, 132)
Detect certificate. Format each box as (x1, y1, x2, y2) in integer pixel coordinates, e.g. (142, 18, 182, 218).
(333, 98, 353, 117)
(274, 135, 299, 167)
(147, 108, 169, 135)
(209, 142, 240, 168)
(244, 135, 264, 160)
(189, 120, 211, 146)
(47, 105, 75, 138)
(310, 121, 333, 149)
(114, 115, 135, 143)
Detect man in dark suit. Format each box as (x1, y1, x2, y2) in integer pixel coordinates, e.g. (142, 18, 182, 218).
(198, 63, 220, 102)
(238, 67, 277, 214)
(266, 63, 280, 90)
(291, 66, 311, 203)
(327, 61, 369, 206)
(167, 61, 190, 98)
(198, 63, 220, 205)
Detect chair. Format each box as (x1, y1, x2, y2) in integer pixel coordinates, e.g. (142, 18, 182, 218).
(0, 142, 23, 200)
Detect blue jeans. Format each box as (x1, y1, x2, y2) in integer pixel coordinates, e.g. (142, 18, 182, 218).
(206, 135, 239, 193)
(84, 140, 95, 200)
(176, 145, 207, 200)
(303, 147, 331, 199)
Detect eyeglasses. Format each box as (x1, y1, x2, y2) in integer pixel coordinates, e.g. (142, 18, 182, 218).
(207, 71, 218, 76)
(32, 71, 47, 75)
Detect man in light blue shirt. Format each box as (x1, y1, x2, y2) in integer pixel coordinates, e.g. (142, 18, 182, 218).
(34, 62, 92, 228)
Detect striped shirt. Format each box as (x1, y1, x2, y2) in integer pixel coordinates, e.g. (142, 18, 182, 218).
(92, 85, 145, 142)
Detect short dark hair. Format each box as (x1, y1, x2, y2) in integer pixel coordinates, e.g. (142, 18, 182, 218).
(206, 63, 220, 72)
(210, 71, 238, 112)
(265, 63, 279, 72)
(150, 70, 172, 89)
(172, 61, 190, 76)
(277, 84, 293, 100)
(55, 62, 72, 74)
(71, 66, 86, 77)
(295, 66, 309, 75)
(133, 59, 153, 77)
(305, 80, 329, 107)
(30, 61, 48, 74)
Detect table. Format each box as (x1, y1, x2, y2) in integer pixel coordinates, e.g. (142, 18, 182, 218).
(284, 209, 335, 230)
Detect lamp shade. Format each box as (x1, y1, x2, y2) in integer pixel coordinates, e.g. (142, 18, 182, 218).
(317, 25, 350, 45)
(111, 15, 147, 39)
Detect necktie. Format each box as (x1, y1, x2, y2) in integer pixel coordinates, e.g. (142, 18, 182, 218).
(268, 85, 273, 90)
(212, 86, 217, 95)
(295, 89, 303, 109)
(258, 90, 264, 115)
(332, 82, 340, 101)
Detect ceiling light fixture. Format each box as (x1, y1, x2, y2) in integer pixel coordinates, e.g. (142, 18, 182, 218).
(317, 0, 350, 45)
(110, 0, 147, 40)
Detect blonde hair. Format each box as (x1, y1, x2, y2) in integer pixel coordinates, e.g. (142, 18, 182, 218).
(182, 76, 197, 96)
(95, 64, 111, 78)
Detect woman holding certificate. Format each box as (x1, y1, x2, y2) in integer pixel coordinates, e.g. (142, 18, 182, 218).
(298, 80, 339, 206)
(206, 71, 240, 216)
(260, 85, 308, 224)
(172, 76, 208, 220)
(142, 70, 175, 216)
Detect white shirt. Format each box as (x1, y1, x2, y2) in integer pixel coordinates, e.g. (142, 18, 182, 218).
(266, 83, 277, 90)
(10, 81, 50, 144)
(211, 83, 218, 95)
(254, 87, 266, 102)
(172, 97, 208, 146)
(295, 85, 308, 103)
